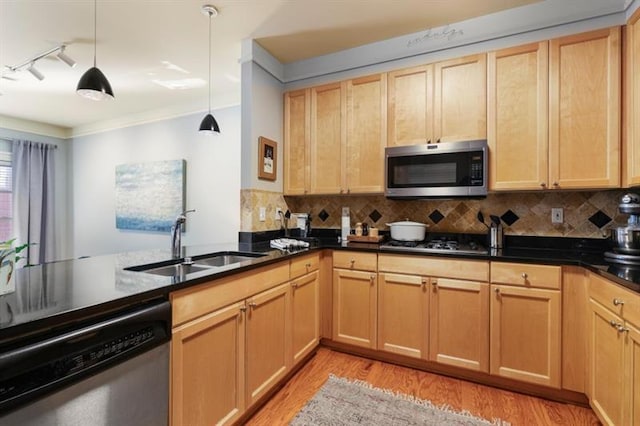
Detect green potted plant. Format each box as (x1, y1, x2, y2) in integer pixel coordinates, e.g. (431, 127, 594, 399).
(0, 239, 32, 295)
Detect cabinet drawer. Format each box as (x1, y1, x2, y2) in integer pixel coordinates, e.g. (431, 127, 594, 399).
(171, 261, 290, 327)
(491, 262, 561, 289)
(590, 272, 640, 327)
(333, 251, 377, 271)
(378, 254, 489, 282)
(290, 253, 320, 279)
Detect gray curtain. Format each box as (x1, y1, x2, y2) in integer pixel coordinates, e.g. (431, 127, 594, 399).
(12, 140, 56, 265)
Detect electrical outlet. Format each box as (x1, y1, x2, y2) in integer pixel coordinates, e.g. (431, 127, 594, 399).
(275, 207, 282, 220)
(551, 208, 563, 224)
(259, 207, 266, 222)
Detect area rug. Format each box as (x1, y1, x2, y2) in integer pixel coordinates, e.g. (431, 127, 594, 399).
(290, 374, 509, 425)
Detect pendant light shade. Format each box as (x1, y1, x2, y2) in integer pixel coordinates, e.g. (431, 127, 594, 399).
(200, 5, 220, 134)
(77, 0, 114, 100)
(199, 113, 220, 133)
(77, 67, 113, 100)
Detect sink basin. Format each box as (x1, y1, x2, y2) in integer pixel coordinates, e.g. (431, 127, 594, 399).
(192, 251, 266, 267)
(124, 251, 267, 277)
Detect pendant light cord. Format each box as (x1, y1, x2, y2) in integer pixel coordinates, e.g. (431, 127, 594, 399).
(208, 11, 212, 114)
(93, 0, 97, 68)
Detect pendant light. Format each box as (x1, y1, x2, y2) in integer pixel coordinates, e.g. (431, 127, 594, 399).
(199, 5, 220, 134)
(77, 0, 114, 100)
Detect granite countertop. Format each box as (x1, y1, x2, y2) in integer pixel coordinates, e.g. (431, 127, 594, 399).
(1, 235, 638, 345)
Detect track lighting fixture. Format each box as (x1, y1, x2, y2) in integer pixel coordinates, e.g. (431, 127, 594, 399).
(5, 45, 76, 81)
(77, 0, 114, 100)
(27, 63, 45, 81)
(56, 47, 76, 68)
(199, 5, 220, 135)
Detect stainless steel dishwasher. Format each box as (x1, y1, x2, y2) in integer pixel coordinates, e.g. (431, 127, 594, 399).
(0, 299, 171, 425)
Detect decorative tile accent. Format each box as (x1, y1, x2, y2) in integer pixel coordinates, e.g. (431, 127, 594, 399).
(588, 210, 612, 228)
(318, 209, 330, 222)
(428, 209, 445, 224)
(369, 209, 382, 223)
(500, 210, 520, 227)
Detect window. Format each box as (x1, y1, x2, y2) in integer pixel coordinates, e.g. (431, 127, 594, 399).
(0, 149, 11, 242)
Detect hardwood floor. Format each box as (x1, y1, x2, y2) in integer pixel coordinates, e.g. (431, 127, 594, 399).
(245, 347, 600, 425)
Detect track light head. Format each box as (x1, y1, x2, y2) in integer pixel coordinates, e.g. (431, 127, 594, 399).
(57, 47, 76, 68)
(27, 63, 45, 81)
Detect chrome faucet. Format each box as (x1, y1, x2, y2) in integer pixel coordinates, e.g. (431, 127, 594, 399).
(171, 209, 195, 258)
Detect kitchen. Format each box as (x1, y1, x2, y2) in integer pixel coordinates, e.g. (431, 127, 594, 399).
(1, 0, 639, 425)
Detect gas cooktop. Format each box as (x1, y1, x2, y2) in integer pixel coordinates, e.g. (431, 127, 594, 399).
(380, 236, 487, 255)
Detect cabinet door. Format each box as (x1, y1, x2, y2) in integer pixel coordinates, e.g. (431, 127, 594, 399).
(310, 82, 345, 194)
(171, 301, 245, 426)
(430, 278, 489, 372)
(490, 285, 561, 387)
(291, 270, 320, 364)
(346, 74, 387, 193)
(589, 299, 625, 426)
(377, 273, 429, 359)
(434, 54, 487, 142)
(333, 268, 377, 348)
(549, 27, 621, 189)
(624, 321, 640, 425)
(245, 283, 291, 407)
(387, 65, 433, 146)
(626, 10, 640, 186)
(488, 42, 549, 191)
(284, 89, 310, 195)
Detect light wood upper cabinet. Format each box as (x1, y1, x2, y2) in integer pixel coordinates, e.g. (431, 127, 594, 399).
(625, 9, 640, 187)
(346, 74, 387, 193)
(291, 270, 320, 364)
(549, 27, 621, 189)
(171, 301, 246, 426)
(310, 82, 345, 194)
(429, 278, 490, 373)
(387, 65, 433, 146)
(283, 89, 310, 195)
(434, 54, 487, 142)
(378, 272, 429, 359)
(245, 282, 292, 407)
(488, 42, 549, 191)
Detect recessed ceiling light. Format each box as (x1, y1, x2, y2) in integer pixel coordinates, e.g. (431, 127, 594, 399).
(151, 78, 206, 90)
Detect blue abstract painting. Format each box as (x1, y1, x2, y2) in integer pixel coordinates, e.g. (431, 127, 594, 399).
(115, 160, 185, 232)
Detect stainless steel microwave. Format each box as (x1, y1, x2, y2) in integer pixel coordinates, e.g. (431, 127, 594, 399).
(385, 139, 488, 198)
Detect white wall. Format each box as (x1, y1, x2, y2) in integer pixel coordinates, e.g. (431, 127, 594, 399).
(71, 106, 241, 257)
(0, 125, 72, 261)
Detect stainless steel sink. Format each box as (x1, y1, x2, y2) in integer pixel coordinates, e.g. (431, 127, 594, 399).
(124, 251, 267, 277)
(192, 251, 266, 267)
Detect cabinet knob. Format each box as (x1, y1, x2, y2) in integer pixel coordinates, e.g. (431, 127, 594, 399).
(521, 272, 528, 279)
(431, 279, 437, 286)
(347, 189, 351, 194)
(540, 182, 546, 188)
(304, 190, 308, 194)
(305, 263, 311, 268)
(350, 259, 355, 266)
(427, 139, 432, 144)
(291, 282, 298, 289)
(370, 274, 376, 282)
(617, 324, 630, 333)
(248, 302, 257, 309)
(552, 182, 559, 187)
(613, 298, 625, 306)
(240, 305, 247, 312)
(436, 138, 441, 143)
(610, 319, 619, 328)
(340, 189, 344, 194)
(494, 288, 500, 294)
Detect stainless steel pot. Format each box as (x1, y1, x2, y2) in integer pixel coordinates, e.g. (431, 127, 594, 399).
(610, 227, 640, 254)
(386, 221, 428, 241)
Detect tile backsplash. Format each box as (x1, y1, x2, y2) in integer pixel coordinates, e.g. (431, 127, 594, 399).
(242, 189, 630, 238)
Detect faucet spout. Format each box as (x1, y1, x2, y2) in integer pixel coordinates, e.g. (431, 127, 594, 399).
(171, 209, 196, 258)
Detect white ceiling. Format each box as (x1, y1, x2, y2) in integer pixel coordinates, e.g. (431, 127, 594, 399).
(0, 0, 630, 132)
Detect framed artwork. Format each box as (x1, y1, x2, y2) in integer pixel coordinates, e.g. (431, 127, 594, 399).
(258, 137, 277, 181)
(115, 159, 186, 232)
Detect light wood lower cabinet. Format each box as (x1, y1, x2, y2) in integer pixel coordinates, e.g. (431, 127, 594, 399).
(377, 272, 429, 359)
(171, 301, 246, 426)
(430, 278, 490, 372)
(490, 284, 561, 387)
(291, 270, 320, 364)
(246, 283, 292, 407)
(626, 322, 640, 425)
(333, 268, 377, 348)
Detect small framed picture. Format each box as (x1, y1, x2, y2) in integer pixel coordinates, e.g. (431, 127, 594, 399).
(258, 137, 277, 181)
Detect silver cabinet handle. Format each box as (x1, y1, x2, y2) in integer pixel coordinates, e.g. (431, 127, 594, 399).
(610, 319, 618, 328)
(613, 298, 625, 306)
(521, 272, 528, 279)
(617, 324, 629, 333)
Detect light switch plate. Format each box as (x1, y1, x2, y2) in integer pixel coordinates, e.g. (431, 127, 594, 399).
(259, 207, 266, 222)
(551, 208, 563, 224)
